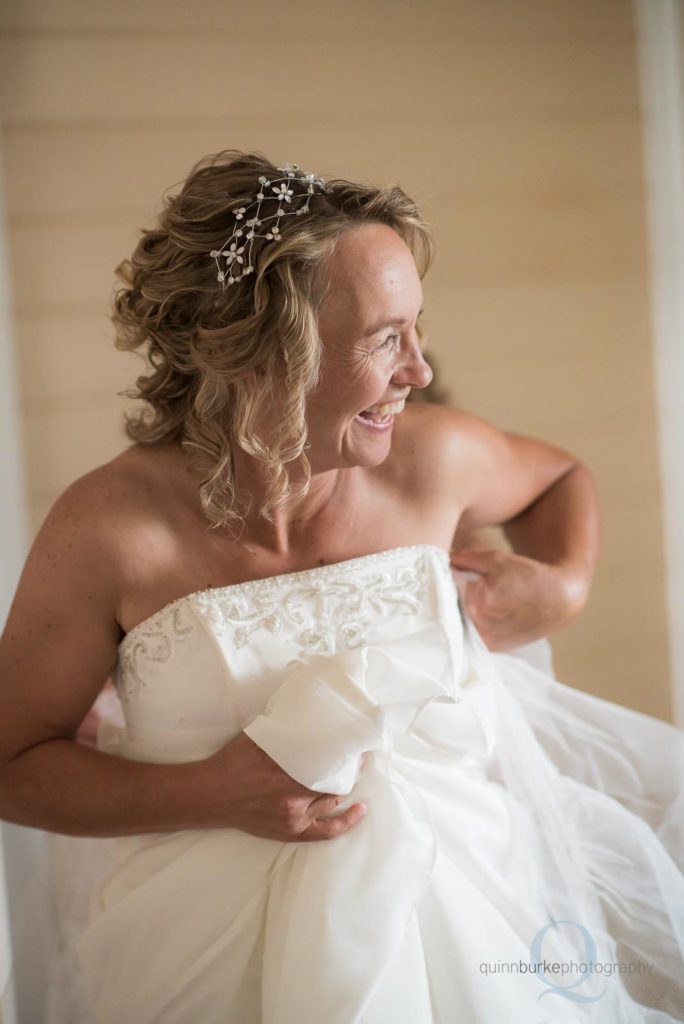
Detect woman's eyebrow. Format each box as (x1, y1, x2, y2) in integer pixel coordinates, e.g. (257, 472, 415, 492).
(362, 307, 425, 337)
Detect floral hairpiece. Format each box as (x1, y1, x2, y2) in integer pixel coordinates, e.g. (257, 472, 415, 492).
(210, 162, 330, 289)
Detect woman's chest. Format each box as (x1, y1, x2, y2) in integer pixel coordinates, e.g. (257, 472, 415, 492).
(117, 456, 461, 640)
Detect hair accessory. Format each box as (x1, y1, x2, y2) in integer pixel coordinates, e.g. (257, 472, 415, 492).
(210, 163, 330, 289)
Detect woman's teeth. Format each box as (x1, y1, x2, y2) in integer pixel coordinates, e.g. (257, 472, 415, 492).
(360, 398, 405, 421)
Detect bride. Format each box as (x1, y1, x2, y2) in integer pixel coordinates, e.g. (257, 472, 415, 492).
(0, 150, 682, 1023)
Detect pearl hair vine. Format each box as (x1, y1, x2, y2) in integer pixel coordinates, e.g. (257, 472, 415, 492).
(210, 162, 330, 290)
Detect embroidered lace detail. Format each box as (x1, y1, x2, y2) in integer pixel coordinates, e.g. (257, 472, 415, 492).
(193, 556, 431, 654)
(116, 601, 196, 701)
(114, 546, 446, 701)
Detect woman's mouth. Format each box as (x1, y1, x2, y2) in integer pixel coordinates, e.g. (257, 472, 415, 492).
(354, 398, 406, 432)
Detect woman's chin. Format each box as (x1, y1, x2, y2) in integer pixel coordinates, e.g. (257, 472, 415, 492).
(342, 415, 395, 466)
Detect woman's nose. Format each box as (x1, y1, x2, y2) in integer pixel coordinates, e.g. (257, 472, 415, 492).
(393, 343, 433, 391)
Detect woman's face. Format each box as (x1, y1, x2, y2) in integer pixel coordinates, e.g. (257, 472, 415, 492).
(308, 222, 433, 472)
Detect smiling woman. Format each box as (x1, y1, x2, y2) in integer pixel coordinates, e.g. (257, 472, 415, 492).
(0, 149, 683, 1023)
(111, 151, 435, 540)
(309, 222, 432, 455)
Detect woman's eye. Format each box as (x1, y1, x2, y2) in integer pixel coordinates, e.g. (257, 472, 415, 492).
(377, 334, 399, 352)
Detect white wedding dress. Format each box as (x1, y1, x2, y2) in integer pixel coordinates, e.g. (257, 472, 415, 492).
(31, 544, 684, 1022)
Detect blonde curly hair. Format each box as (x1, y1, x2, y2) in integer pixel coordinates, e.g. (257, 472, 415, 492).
(113, 148, 436, 537)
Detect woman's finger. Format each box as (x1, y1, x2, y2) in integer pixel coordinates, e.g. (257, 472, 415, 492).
(299, 802, 367, 842)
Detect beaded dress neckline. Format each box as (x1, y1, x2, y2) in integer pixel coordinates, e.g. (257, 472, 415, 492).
(118, 543, 450, 653)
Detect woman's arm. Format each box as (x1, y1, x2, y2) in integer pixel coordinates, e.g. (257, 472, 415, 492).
(411, 405, 602, 649)
(499, 461, 601, 610)
(0, 734, 215, 837)
(0, 473, 216, 836)
(453, 462, 601, 618)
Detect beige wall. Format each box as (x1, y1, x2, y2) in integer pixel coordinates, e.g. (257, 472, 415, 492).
(0, 0, 672, 720)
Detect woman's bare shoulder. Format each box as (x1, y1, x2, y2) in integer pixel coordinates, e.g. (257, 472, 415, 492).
(387, 401, 476, 485)
(53, 444, 162, 522)
(0, 445, 179, 761)
(44, 444, 180, 581)
(392, 401, 579, 534)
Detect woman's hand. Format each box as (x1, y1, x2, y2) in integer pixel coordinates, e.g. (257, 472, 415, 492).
(450, 547, 589, 652)
(201, 730, 369, 842)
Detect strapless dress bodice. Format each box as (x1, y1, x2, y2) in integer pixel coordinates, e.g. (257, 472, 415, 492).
(106, 544, 497, 772)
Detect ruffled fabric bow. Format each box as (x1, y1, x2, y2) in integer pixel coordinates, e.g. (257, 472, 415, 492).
(242, 621, 499, 1023)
